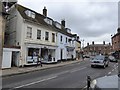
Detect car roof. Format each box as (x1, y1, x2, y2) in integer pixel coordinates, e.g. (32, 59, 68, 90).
(95, 75, 118, 88)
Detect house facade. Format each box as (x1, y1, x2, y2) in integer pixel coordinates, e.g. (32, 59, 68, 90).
(84, 41, 112, 56)
(5, 4, 78, 67)
(111, 28, 120, 59)
(0, 2, 7, 69)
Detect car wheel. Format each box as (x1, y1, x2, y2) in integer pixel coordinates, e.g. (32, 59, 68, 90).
(91, 65, 94, 68)
(106, 64, 108, 67)
(103, 64, 106, 69)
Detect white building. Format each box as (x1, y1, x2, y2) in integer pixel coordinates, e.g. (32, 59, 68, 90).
(4, 4, 77, 67)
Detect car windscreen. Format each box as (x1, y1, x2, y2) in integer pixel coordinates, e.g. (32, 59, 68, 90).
(93, 55, 104, 60)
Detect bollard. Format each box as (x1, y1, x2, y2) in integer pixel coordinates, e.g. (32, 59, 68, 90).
(87, 75, 91, 90)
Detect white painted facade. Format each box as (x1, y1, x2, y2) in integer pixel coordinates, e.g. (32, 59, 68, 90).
(56, 32, 76, 61)
(2, 48, 20, 69)
(5, 4, 77, 67)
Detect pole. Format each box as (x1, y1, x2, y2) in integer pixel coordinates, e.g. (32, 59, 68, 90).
(87, 76, 91, 90)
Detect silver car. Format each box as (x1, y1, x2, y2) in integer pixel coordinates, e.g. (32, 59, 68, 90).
(90, 75, 119, 90)
(91, 55, 109, 68)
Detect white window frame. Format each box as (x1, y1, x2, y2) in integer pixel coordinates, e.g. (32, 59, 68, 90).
(45, 31, 49, 41)
(27, 27, 32, 38)
(52, 33, 55, 42)
(37, 29, 41, 40)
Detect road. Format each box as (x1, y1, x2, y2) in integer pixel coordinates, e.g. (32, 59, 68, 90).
(2, 59, 118, 89)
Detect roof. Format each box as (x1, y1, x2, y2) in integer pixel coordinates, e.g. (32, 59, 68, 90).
(0, 2, 8, 15)
(16, 4, 74, 37)
(84, 44, 111, 49)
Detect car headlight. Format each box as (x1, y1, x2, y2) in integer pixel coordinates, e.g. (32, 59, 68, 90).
(90, 79, 97, 88)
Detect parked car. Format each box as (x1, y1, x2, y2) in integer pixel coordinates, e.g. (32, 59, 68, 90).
(83, 55, 90, 58)
(108, 56, 118, 62)
(90, 74, 119, 90)
(91, 55, 109, 68)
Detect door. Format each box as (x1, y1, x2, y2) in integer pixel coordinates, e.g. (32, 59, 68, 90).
(61, 49, 63, 60)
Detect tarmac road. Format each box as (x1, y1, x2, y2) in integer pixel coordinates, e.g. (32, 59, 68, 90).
(2, 59, 118, 89)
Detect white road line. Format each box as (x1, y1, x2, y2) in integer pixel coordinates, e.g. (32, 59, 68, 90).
(108, 72, 111, 75)
(70, 67, 86, 73)
(55, 70, 69, 76)
(13, 76, 57, 89)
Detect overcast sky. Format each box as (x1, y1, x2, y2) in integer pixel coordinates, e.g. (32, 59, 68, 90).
(18, 0, 118, 47)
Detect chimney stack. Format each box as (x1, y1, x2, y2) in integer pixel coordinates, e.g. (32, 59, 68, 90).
(87, 43, 89, 46)
(43, 6, 47, 17)
(92, 41, 94, 45)
(61, 19, 65, 27)
(117, 28, 120, 33)
(103, 41, 105, 45)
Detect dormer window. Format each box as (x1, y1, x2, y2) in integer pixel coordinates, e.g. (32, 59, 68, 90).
(54, 21, 61, 29)
(44, 18, 52, 25)
(25, 10, 35, 19)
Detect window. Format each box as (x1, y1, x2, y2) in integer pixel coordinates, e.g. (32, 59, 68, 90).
(66, 37, 67, 43)
(61, 35, 62, 42)
(27, 27, 32, 38)
(45, 31, 49, 41)
(52, 33, 55, 42)
(25, 10, 35, 19)
(44, 18, 52, 25)
(37, 29, 41, 39)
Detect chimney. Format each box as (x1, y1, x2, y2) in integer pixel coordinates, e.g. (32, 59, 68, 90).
(87, 43, 89, 46)
(92, 41, 94, 45)
(61, 19, 65, 27)
(77, 36, 79, 41)
(43, 6, 47, 17)
(117, 28, 120, 33)
(103, 41, 105, 45)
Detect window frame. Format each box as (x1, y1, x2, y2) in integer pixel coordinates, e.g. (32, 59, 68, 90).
(37, 29, 41, 40)
(27, 26, 32, 39)
(45, 31, 49, 41)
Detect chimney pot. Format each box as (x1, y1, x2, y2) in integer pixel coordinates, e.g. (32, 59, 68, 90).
(61, 19, 65, 27)
(43, 6, 47, 17)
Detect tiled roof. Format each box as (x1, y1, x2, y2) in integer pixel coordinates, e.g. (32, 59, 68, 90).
(16, 4, 73, 37)
(84, 44, 111, 48)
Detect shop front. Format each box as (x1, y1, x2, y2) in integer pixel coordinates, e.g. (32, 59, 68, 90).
(26, 44, 57, 64)
(66, 46, 75, 60)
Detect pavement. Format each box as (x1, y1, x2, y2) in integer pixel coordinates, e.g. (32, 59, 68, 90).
(2, 59, 83, 77)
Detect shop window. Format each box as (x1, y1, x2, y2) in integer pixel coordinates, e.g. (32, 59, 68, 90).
(28, 48, 39, 56)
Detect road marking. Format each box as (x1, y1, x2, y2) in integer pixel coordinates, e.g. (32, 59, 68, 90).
(112, 69, 114, 71)
(13, 76, 57, 89)
(108, 72, 111, 75)
(70, 67, 86, 73)
(55, 70, 69, 76)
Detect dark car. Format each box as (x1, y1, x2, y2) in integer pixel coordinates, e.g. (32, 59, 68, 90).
(91, 55, 109, 68)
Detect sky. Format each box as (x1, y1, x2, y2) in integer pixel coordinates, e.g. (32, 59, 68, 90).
(18, 0, 119, 47)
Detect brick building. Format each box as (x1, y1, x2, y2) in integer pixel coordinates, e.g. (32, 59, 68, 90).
(111, 28, 120, 59)
(83, 41, 112, 56)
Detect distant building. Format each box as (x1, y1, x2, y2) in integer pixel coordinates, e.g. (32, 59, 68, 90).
(83, 41, 112, 56)
(111, 28, 120, 59)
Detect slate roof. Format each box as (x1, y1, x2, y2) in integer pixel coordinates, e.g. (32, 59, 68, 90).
(16, 4, 74, 37)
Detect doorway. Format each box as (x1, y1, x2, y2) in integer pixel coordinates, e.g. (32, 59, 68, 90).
(61, 49, 63, 60)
